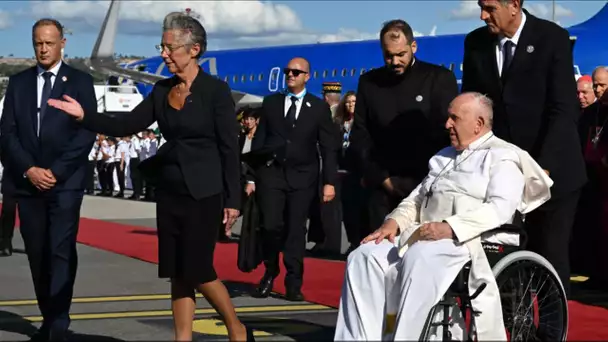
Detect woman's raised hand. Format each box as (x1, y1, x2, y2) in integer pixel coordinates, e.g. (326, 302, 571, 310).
(47, 95, 85, 120)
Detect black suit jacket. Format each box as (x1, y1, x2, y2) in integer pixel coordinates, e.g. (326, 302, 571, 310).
(80, 67, 241, 209)
(0, 63, 97, 196)
(462, 10, 586, 198)
(350, 61, 459, 188)
(251, 92, 339, 189)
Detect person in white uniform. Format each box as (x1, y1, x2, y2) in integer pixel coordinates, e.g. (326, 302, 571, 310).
(334, 92, 553, 341)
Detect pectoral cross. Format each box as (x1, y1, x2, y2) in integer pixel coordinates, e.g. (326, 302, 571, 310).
(424, 190, 433, 208)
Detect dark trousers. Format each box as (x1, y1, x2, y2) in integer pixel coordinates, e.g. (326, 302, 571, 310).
(96, 161, 106, 192)
(525, 189, 581, 297)
(17, 191, 84, 335)
(85, 161, 96, 193)
(307, 178, 342, 253)
(129, 158, 143, 197)
(367, 176, 419, 232)
(113, 161, 125, 195)
(102, 163, 115, 194)
(96, 161, 114, 194)
(571, 164, 601, 276)
(0, 194, 17, 246)
(257, 179, 316, 290)
(340, 173, 368, 245)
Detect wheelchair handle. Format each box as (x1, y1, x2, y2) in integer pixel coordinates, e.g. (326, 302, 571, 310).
(491, 224, 529, 249)
(468, 282, 487, 301)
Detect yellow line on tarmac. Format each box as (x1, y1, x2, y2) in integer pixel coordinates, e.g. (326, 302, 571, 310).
(0, 293, 203, 306)
(18, 305, 332, 322)
(570, 275, 589, 282)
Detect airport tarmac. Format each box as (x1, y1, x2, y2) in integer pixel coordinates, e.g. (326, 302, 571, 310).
(2, 192, 607, 341)
(0, 192, 341, 341)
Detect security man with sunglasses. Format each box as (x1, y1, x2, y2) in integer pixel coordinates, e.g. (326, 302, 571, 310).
(249, 57, 340, 301)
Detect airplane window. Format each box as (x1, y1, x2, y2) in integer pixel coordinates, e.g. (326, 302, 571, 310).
(241, 75, 245, 82)
(223, 76, 228, 82)
(249, 74, 254, 82)
(332, 69, 337, 77)
(448, 63, 455, 71)
(313, 71, 318, 79)
(323, 70, 328, 78)
(460, 64, 463, 72)
(341, 68, 347, 77)
(360, 68, 366, 75)
(350, 69, 356, 77)
(233, 75, 237, 83)
(258, 73, 263, 81)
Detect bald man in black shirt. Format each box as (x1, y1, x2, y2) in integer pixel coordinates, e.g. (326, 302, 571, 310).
(350, 19, 459, 232)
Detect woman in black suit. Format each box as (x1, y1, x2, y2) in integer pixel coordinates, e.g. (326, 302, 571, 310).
(48, 12, 253, 341)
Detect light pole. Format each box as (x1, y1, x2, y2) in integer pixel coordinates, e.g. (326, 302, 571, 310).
(62, 26, 73, 59)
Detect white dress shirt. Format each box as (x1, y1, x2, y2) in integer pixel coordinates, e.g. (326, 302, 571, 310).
(128, 137, 141, 159)
(116, 140, 130, 164)
(36, 61, 62, 136)
(283, 89, 306, 120)
(496, 11, 526, 76)
(103, 144, 115, 164)
(88, 144, 98, 162)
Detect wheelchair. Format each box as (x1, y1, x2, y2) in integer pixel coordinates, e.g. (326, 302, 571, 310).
(382, 216, 569, 341)
(418, 220, 569, 341)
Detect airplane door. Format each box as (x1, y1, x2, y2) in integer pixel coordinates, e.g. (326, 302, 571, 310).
(268, 67, 280, 92)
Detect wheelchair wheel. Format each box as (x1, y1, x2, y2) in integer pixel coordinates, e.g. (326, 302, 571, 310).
(492, 251, 568, 341)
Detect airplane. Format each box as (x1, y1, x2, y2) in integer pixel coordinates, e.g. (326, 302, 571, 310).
(90, 0, 608, 108)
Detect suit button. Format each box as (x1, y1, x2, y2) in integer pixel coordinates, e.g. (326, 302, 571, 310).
(286, 139, 291, 144)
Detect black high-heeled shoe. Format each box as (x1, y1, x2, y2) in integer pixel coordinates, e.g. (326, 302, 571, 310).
(246, 325, 255, 342)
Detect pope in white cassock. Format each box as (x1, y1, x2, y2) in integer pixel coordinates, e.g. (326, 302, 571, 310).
(334, 92, 553, 341)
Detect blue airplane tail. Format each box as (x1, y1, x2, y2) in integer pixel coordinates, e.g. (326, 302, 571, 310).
(570, 2, 608, 30)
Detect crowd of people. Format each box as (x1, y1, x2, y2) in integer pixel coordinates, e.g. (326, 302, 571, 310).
(0, 0, 607, 341)
(85, 130, 160, 200)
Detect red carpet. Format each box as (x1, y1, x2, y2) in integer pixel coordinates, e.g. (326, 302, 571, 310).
(60, 217, 608, 340)
(77, 218, 345, 308)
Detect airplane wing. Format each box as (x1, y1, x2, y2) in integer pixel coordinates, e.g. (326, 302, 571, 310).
(89, 0, 262, 106)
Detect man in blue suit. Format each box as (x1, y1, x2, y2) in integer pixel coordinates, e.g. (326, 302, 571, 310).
(0, 18, 96, 341)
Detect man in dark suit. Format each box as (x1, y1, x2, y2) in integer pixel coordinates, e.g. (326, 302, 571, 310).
(0, 19, 97, 340)
(350, 19, 459, 232)
(250, 57, 340, 301)
(461, 0, 586, 295)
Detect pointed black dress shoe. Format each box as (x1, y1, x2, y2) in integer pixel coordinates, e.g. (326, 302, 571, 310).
(251, 274, 275, 298)
(246, 325, 255, 342)
(285, 288, 305, 302)
(28, 327, 49, 342)
(0, 241, 12, 257)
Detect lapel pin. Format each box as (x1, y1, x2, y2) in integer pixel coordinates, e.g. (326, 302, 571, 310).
(62, 76, 67, 82)
(526, 45, 534, 53)
(416, 95, 423, 102)
(306, 102, 311, 107)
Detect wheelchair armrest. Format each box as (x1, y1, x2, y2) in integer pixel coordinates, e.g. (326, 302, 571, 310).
(487, 224, 528, 249)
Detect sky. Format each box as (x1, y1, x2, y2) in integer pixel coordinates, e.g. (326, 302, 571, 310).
(0, 0, 606, 59)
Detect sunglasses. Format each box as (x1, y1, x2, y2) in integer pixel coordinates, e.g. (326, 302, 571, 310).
(283, 68, 307, 77)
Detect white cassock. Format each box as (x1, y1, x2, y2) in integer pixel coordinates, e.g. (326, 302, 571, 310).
(334, 131, 553, 341)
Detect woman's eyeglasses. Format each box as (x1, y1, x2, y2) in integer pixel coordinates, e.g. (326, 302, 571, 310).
(155, 44, 185, 54)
